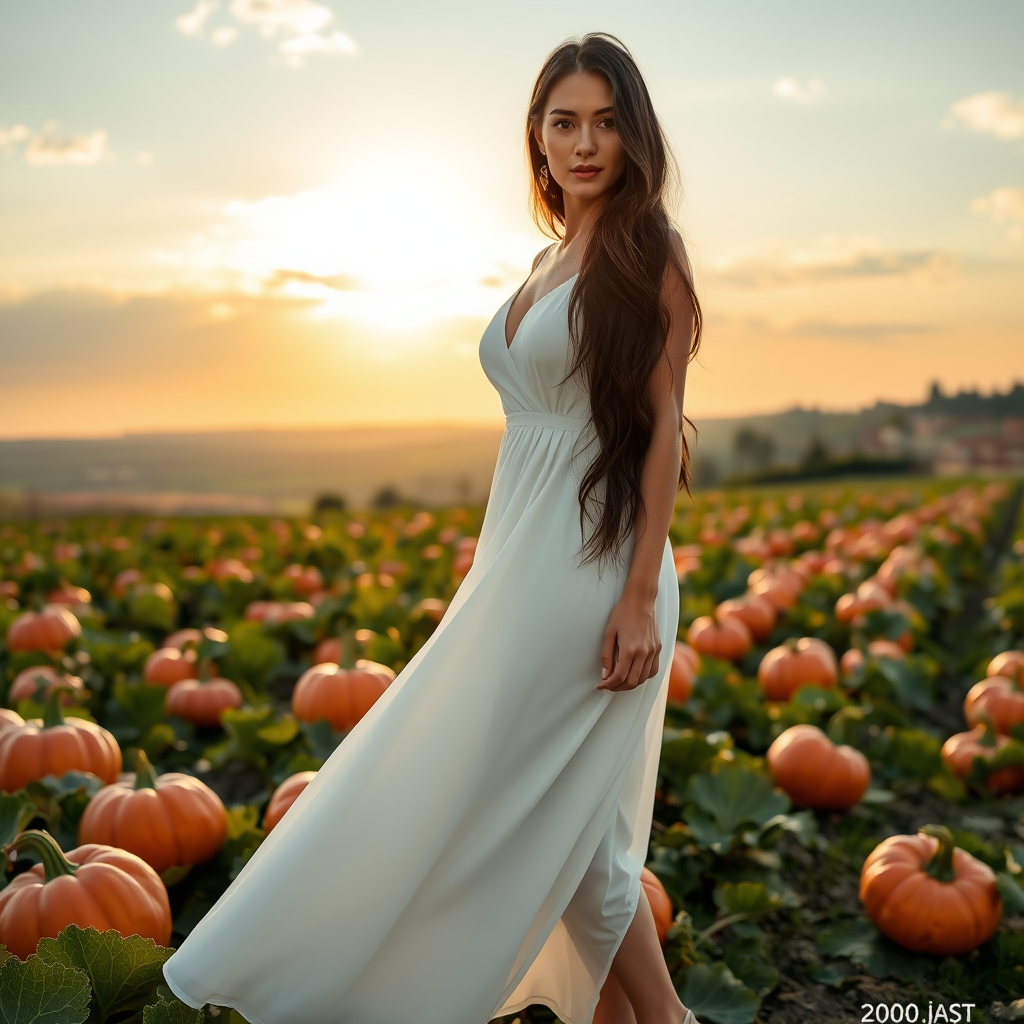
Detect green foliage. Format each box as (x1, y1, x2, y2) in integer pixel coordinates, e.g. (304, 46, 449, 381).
(0, 950, 91, 1024)
(676, 962, 760, 1024)
(36, 925, 172, 1024)
(141, 998, 204, 1024)
(817, 918, 932, 982)
(222, 622, 285, 689)
(204, 706, 299, 771)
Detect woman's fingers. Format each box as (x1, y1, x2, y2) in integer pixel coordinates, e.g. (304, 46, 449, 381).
(599, 628, 618, 686)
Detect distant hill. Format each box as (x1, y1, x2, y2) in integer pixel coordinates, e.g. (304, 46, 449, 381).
(0, 383, 1019, 515)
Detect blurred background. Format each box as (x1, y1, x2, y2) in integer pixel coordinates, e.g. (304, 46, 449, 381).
(1, 0, 1022, 515)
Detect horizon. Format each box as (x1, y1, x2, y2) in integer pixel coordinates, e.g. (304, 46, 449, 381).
(2, 1, 1023, 437)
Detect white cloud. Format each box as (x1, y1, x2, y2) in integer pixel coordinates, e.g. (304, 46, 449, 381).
(773, 77, 824, 105)
(711, 237, 956, 288)
(24, 127, 113, 167)
(211, 25, 239, 46)
(0, 124, 30, 148)
(230, 0, 331, 37)
(970, 187, 1024, 242)
(175, 0, 219, 36)
(949, 91, 1024, 140)
(176, 0, 356, 65)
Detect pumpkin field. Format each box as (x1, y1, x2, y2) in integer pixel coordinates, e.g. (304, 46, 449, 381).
(0, 477, 1023, 1024)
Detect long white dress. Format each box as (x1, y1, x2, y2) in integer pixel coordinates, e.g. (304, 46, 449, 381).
(161, 270, 679, 1024)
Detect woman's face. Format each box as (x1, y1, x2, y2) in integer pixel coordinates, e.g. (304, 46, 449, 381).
(535, 71, 626, 201)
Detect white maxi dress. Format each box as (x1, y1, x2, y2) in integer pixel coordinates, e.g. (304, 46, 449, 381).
(162, 269, 679, 1024)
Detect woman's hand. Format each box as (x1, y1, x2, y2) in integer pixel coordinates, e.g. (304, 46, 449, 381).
(597, 590, 662, 692)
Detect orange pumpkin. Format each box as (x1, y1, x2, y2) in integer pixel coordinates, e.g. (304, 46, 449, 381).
(143, 647, 197, 687)
(715, 594, 776, 642)
(839, 639, 907, 678)
(0, 709, 24, 732)
(686, 615, 752, 662)
(282, 563, 323, 596)
(988, 650, 1024, 685)
(8, 665, 86, 706)
(78, 749, 227, 872)
(767, 724, 870, 808)
(453, 537, 477, 579)
(245, 600, 315, 626)
(166, 672, 243, 728)
(293, 631, 396, 732)
(640, 866, 673, 944)
(6, 604, 81, 653)
(964, 675, 1024, 735)
(0, 829, 171, 960)
(859, 824, 1002, 956)
(941, 720, 1024, 794)
(668, 642, 698, 704)
(164, 628, 204, 649)
(758, 637, 837, 701)
(748, 576, 798, 612)
(835, 579, 892, 623)
(0, 691, 121, 792)
(264, 770, 317, 832)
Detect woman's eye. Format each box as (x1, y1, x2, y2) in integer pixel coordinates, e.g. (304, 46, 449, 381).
(600, 118, 615, 129)
(554, 119, 572, 129)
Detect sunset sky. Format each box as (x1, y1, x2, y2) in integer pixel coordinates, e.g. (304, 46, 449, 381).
(1, 0, 1022, 438)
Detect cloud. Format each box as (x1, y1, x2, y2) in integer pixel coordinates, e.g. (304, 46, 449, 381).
(175, 0, 219, 36)
(773, 77, 824, 105)
(716, 313, 938, 345)
(175, 0, 356, 64)
(710, 237, 957, 288)
(267, 268, 362, 291)
(0, 125, 30, 148)
(970, 186, 1024, 242)
(24, 127, 113, 167)
(948, 91, 1024, 140)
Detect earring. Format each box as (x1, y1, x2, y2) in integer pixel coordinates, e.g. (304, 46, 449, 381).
(538, 163, 549, 191)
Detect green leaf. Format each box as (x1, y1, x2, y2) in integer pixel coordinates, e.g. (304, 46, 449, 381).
(299, 720, 342, 762)
(816, 918, 931, 982)
(676, 962, 760, 1024)
(686, 767, 790, 834)
(997, 871, 1024, 914)
(35, 925, 173, 1024)
(0, 953, 91, 1024)
(0, 792, 38, 847)
(682, 806, 735, 853)
(713, 882, 784, 918)
(0, 946, 10, 970)
(210, 707, 300, 769)
(876, 658, 932, 710)
(141, 997, 203, 1024)
(222, 622, 284, 688)
(660, 731, 717, 801)
(107, 681, 169, 743)
(805, 962, 846, 987)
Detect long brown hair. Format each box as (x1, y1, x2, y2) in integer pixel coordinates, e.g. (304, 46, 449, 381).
(525, 32, 703, 570)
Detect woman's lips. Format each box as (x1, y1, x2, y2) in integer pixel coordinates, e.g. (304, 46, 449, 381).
(570, 167, 601, 179)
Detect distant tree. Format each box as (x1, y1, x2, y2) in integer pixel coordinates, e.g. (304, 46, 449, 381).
(733, 428, 775, 474)
(372, 485, 403, 509)
(312, 492, 347, 514)
(928, 381, 944, 405)
(800, 435, 831, 473)
(691, 455, 721, 488)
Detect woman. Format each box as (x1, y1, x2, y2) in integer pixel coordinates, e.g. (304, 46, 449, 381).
(162, 31, 702, 1024)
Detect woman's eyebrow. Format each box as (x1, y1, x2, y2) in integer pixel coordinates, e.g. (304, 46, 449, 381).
(547, 106, 614, 116)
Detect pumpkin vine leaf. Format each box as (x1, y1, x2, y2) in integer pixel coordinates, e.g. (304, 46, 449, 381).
(675, 961, 760, 1024)
(35, 924, 173, 1024)
(816, 918, 931, 982)
(0, 791, 38, 849)
(995, 871, 1024, 914)
(141, 996, 204, 1024)
(0, 952, 91, 1024)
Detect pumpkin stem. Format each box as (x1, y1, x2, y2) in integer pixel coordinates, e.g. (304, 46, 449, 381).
(41, 687, 67, 728)
(975, 712, 999, 747)
(2, 829, 77, 880)
(920, 824, 957, 882)
(197, 657, 212, 684)
(133, 748, 158, 790)
(338, 628, 357, 669)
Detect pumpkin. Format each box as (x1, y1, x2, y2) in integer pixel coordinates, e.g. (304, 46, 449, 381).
(0, 829, 171, 960)
(988, 650, 1024, 685)
(0, 691, 121, 792)
(164, 628, 204, 649)
(715, 594, 776, 642)
(411, 598, 448, 624)
(6, 604, 81, 653)
(748, 576, 798, 612)
(166, 670, 243, 728)
(668, 642, 698, 704)
(686, 615, 751, 662)
(453, 537, 477, 579)
(941, 719, 1024, 794)
(767, 724, 870, 809)
(758, 637, 837, 701)
(292, 631, 396, 732)
(640, 866, 673, 944)
(964, 676, 1024, 736)
(264, 770, 317, 832)
(144, 646, 199, 687)
(78, 749, 227, 872)
(835, 579, 892, 622)
(859, 825, 1002, 956)
(112, 568, 144, 598)
(7, 665, 86, 706)
(0, 709, 24, 732)
(839, 639, 906, 678)
(282, 563, 323, 596)
(244, 600, 315, 626)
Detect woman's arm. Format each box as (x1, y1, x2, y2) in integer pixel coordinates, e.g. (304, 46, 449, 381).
(598, 235, 696, 692)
